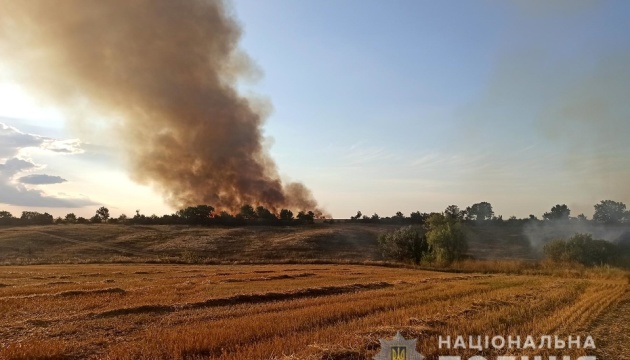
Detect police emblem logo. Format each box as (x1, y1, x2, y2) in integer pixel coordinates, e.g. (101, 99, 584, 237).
(373, 332, 424, 360)
(391, 346, 406, 360)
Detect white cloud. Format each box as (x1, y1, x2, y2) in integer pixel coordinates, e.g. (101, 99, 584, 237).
(0, 122, 95, 208)
(0, 122, 83, 159)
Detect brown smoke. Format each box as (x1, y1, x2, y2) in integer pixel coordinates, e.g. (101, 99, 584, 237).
(0, 0, 318, 213)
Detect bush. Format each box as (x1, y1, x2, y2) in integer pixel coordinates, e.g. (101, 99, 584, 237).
(543, 239, 567, 262)
(378, 226, 428, 264)
(543, 233, 619, 266)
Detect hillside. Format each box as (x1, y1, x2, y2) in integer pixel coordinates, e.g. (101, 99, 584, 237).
(0, 222, 537, 264)
(0, 223, 389, 264)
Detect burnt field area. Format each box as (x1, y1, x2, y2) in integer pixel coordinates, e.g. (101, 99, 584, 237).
(0, 264, 628, 359)
(0, 222, 533, 265)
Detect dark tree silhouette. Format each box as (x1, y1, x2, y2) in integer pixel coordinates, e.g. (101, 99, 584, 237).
(65, 213, 77, 223)
(444, 205, 464, 222)
(543, 204, 570, 221)
(279, 209, 294, 221)
(96, 207, 110, 222)
(465, 202, 494, 221)
(239, 204, 257, 220)
(0, 211, 14, 226)
(593, 200, 627, 225)
(21, 211, 53, 225)
(255, 206, 277, 222)
(297, 210, 315, 224)
(177, 205, 214, 224)
(350, 211, 362, 221)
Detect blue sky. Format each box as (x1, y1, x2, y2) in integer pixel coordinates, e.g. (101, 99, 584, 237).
(0, 0, 629, 219)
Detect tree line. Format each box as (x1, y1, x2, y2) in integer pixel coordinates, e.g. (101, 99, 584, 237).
(0, 204, 317, 227)
(375, 199, 630, 267)
(1, 199, 628, 228)
(350, 199, 630, 226)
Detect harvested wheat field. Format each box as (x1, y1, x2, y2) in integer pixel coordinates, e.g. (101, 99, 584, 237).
(0, 264, 628, 359)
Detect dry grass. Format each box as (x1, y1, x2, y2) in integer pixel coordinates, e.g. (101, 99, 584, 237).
(0, 223, 391, 264)
(0, 223, 537, 265)
(0, 264, 627, 359)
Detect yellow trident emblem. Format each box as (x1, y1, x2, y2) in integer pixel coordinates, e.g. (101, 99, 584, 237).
(391, 346, 406, 360)
(374, 331, 423, 360)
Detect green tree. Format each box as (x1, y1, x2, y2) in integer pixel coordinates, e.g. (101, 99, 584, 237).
(593, 200, 627, 224)
(425, 213, 467, 263)
(465, 202, 494, 221)
(543, 204, 570, 221)
(378, 225, 428, 264)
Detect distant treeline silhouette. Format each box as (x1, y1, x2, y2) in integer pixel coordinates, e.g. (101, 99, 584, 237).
(0, 199, 628, 228)
(349, 200, 630, 225)
(0, 205, 317, 227)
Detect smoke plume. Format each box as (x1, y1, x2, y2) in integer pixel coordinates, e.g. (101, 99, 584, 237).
(0, 0, 318, 213)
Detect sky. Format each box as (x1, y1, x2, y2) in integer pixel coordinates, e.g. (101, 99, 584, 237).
(0, 0, 629, 219)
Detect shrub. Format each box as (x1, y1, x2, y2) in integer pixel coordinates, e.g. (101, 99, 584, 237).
(543, 233, 619, 266)
(378, 226, 428, 264)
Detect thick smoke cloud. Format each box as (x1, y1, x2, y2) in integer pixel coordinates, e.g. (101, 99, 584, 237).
(0, 0, 318, 213)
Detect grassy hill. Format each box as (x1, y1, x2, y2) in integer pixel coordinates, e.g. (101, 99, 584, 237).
(0, 222, 536, 264)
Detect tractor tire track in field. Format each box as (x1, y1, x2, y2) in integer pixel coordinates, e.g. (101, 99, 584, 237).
(588, 289, 630, 360)
(94, 275, 491, 319)
(198, 281, 529, 359)
(94, 281, 393, 318)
